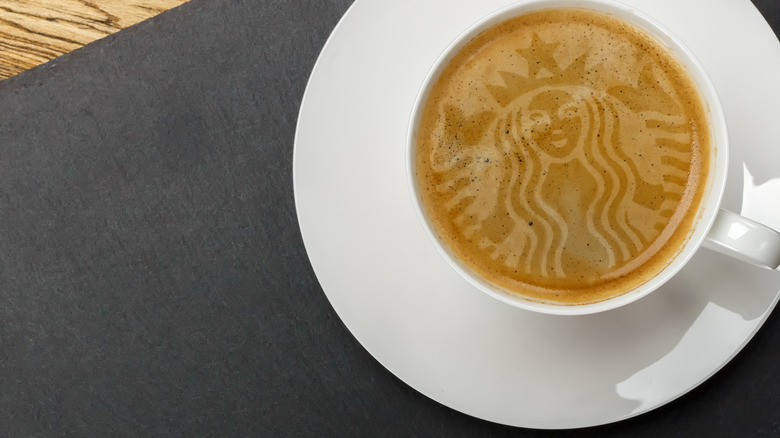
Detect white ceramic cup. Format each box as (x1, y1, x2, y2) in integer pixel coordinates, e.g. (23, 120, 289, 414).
(407, 0, 780, 315)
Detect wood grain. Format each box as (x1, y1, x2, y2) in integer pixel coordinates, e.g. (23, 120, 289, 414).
(0, 0, 189, 80)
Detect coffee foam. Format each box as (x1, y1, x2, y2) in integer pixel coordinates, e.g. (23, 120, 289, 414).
(416, 8, 710, 304)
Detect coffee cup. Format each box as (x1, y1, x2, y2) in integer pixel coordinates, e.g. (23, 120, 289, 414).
(407, 0, 780, 315)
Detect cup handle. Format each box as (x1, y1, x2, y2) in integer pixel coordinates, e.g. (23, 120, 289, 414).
(702, 209, 780, 269)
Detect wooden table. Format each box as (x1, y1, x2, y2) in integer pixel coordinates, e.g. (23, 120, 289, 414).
(0, 0, 188, 80)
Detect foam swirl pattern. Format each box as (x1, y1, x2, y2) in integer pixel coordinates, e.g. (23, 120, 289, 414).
(416, 9, 710, 304)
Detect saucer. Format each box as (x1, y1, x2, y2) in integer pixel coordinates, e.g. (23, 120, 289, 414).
(294, 0, 780, 429)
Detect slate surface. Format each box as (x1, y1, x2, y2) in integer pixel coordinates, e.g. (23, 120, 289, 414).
(0, 0, 777, 436)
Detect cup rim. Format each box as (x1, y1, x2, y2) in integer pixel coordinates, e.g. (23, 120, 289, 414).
(406, 0, 729, 315)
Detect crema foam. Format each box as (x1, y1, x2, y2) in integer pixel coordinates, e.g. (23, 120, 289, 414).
(416, 8, 711, 304)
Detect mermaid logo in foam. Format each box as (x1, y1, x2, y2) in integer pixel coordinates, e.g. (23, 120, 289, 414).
(427, 33, 697, 282)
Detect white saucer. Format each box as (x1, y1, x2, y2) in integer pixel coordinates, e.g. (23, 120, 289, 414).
(294, 0, 780, 429)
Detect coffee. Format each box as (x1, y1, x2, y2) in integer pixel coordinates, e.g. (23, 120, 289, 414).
(415, 8, 711, 305)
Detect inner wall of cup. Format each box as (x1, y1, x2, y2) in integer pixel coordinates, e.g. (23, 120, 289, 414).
(407, 0, 728, 315)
